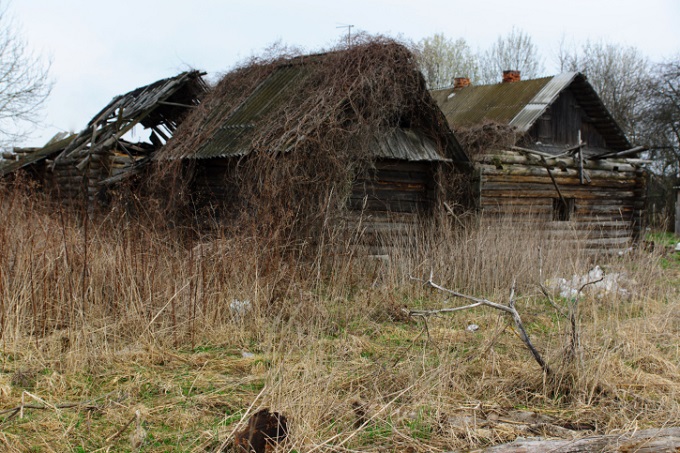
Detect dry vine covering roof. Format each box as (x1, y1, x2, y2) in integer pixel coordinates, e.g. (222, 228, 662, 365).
(157, 39, 468, 164)
(431, 72, 631, 152)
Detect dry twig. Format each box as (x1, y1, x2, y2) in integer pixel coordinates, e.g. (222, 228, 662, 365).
(0, 390, 119, 426)
(406, 271, 551, 374)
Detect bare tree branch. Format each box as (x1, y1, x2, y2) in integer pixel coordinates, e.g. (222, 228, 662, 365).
(479, 27, 544, 84)
(0, 1, 52, 146)
(557, 39, 650, 141)
(414, 33, 479, 89)
(407, 272, 551, 374)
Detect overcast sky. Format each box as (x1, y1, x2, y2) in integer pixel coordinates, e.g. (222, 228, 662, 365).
(9, 0, 680, 147)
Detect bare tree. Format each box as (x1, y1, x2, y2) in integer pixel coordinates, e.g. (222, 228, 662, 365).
(479, 27, 544, 84)
(640, 58, 680, 177)
(0, 1, 52, 147)
(638, 58, 680, 228)
(415, 33, 479, 89)
(557, 40, 650, 141)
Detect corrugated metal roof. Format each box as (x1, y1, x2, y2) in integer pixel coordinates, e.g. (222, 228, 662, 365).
(431, 76, 553, 128)
(165, 49, 466, 164)
(431, 72, 631, 151)
(190, 64, 310, 160)
(375, 128, 450, 162)
(509, 72, 578, 131)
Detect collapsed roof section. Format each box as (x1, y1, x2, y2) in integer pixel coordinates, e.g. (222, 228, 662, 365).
(54, 70, 208, 180)
(1, 70, 208, 186)
(0, 133, 74, 177)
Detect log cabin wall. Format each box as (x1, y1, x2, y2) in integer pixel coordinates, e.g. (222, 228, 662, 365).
(49, 155, 87, 210)
(189, 157, 438, 251)
(46, 150, 110, 211)
(349, 160, 435, 214)
(476, 150, 646, 253)
(347, 159, 437, 251)
(192, 158, 437, 214)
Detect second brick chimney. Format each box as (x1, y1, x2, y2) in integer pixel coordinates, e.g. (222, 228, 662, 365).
(502, 70, 521, 83)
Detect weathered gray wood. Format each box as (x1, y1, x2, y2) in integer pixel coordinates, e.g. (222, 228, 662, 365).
(479, 165, 638, 180)
(590, 145, 647, 160)
(477, 153, 638, 172)
(482, 177, 641, 192)
(482, 188, 637, 199)
(478, 427, 680, 452)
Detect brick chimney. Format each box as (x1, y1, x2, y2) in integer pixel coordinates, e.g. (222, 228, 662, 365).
(502, 70, 520, 83)
(453, 77, 471, 89)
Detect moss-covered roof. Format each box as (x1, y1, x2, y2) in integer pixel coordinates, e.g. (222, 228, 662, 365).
(431, 76, 553, 128)
(431, 72, 631, 151)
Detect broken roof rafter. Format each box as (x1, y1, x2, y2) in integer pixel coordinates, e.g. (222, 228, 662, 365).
(54, 70, 208, 166)
(1, 71, 207, 180)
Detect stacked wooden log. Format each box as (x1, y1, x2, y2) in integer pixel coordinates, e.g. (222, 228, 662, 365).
(475, 150, 645, 254)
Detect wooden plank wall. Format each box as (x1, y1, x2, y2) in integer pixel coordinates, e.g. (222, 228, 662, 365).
(346, 160, 436, 252)
(191, 158, 436, 219)
(190, 158, 437, 252)
(350, 160, 435, 213)
(530, 89, 607, 148)
(477, 150, 645, 253)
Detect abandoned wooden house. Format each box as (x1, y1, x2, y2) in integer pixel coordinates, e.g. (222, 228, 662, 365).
(0, 70, 208, 209)
(156, 41, 469, 246)
(431, 71, 646, 253)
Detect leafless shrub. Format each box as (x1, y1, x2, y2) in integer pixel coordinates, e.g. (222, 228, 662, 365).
(454, 121, 519, 159)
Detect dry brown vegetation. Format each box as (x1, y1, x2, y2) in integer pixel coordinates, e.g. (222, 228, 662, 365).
(453, 121, 519, 160)
(0, 180, 679, 452)
(150, 37, 462, 240)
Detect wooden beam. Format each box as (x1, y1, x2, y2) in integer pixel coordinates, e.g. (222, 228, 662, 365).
(590, 146, 647, 160)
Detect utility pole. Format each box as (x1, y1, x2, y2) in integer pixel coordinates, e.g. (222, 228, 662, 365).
(336, 24, 354, 47)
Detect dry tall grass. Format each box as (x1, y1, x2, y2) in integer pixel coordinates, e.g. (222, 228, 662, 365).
(0, 183, 678, 452)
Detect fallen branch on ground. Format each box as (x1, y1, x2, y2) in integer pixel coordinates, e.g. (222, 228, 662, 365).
(477, 426, 680, 452)
(0, 390, 121, 425)
(406, 271, 551, 375)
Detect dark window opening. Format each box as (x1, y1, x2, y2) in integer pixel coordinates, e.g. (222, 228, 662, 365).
(553, 197, 575, 221)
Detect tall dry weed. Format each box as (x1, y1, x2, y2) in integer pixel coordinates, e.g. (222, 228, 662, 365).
(0, 180, 678, 450)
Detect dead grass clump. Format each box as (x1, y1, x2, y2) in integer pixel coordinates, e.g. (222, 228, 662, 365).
(1, 179, 679, 450)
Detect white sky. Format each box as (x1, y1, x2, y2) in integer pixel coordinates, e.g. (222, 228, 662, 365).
(10, 0, 680, 147)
